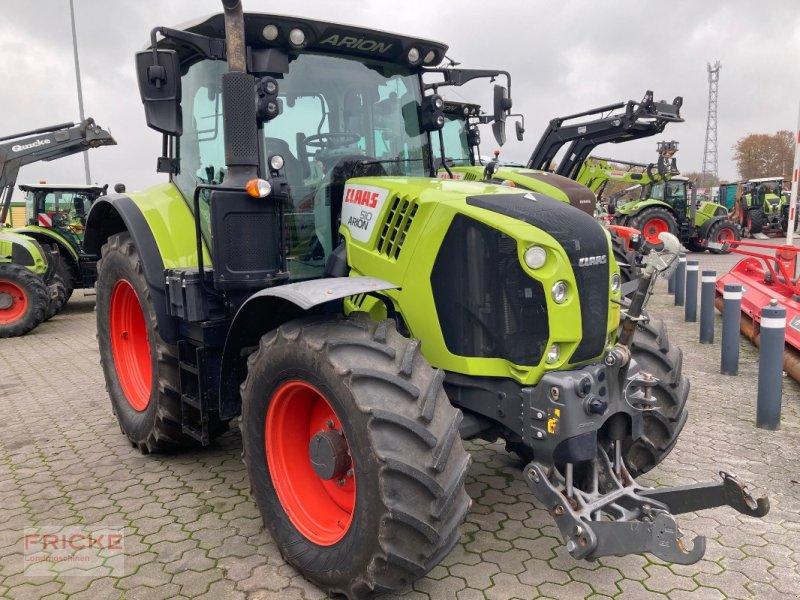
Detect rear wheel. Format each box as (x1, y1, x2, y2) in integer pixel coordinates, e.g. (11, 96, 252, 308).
(57, 259, 76, 302)
(610, 230, 639, 288)
(241, 315, 471, 599)
(623, 317, 690, 477)
(96, 232, 227, 453)
(629, 207, 678, 250)
(0, 264, 48, 338)
(43, 274, 67, 321)
(707, 220, 741, 254)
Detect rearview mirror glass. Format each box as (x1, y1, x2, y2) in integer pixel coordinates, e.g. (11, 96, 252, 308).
(136, 49, 182, 136)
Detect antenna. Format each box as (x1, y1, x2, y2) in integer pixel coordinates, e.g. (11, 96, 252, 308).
(701, 61, 721, 189)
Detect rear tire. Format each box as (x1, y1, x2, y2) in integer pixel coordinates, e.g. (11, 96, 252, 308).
(241, 314, 471, 599)
(96, 232, 227, 453)
(629, 207, 678, 251)
(43, 274, 67, 321)
(610, 231, 639, 289)
(0, 264, 48, 338)
(623, 317, 690, 477)
(57, 259, 76, 302)
(707, 220, 741, 254)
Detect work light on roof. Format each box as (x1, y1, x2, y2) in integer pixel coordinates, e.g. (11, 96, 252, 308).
(407, 47, 420, 64)
(423, 50, 436, 64)
(289, 28, 306, 47)
(262, 24, 279, 41)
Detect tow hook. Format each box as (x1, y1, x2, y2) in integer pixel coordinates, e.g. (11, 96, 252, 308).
(524, 452, 769, 565)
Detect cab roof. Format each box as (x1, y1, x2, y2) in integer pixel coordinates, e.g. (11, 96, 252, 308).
(164, 12, 448, 70)
(747, 176, 783, 183)
(19, 184, 106, 194)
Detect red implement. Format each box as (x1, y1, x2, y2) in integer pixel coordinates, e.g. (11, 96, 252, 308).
(713, 239, 800, 382)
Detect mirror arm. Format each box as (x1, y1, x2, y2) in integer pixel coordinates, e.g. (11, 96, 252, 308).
(150, 26, 227, 63)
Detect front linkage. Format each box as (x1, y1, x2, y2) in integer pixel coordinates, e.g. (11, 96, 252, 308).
(523, 233, 769, 564)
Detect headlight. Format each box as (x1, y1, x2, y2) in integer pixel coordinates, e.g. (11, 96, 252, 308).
(611, 273, 621, 293)
(546, 344, 560, 364)
(551, 280, 568, 304)
(523, 246, 547, 269)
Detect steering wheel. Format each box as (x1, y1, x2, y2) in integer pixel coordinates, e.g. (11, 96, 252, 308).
(304, 132, 361, 149)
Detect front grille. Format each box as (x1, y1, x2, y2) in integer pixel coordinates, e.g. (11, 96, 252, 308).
(462, 172, 478, 181)
(376, 195, 418, 259)
(466, 192, 610, 364)
(431, 215, 549, 365)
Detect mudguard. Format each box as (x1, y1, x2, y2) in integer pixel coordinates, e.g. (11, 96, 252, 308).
(218, 276, 398, 418)
(84, 194, 178, 343)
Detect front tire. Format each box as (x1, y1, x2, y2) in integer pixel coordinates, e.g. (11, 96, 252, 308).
(96, 232, 226, 453)
(610, 230, 639, 289)
(623, 317, 690, 477)
(241, 315, 471, 599)
(746, 209, 764, 234)
(0, 264, 48, 338)
(706, 220, 741, 254)
(629, 207, 678, 251)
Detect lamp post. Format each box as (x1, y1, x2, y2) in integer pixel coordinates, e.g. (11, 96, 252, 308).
(69, 0, 91, 184)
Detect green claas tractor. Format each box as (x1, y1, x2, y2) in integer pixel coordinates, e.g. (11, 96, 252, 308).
(15, 183, 110, 301)
(84, 3, 768, 597)
(739, 176, 797, 234)
(0, 230, 60, 337)
(0, 119, 116, 337)
(611, 141, 740, 252)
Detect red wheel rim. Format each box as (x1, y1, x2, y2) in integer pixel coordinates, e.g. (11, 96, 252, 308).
(0, 281, 27, 324)
(266, 381, 356, 546)
(641, 218, 669, 245)
(716, 227, 735, 243)
(109, 280, 152, 411)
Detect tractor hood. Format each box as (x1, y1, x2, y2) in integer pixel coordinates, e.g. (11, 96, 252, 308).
(444, 166, 596, 215)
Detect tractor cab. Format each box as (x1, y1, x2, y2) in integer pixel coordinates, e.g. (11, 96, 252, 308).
(20, 184, 107, 252)
(646, 176, 689, 220)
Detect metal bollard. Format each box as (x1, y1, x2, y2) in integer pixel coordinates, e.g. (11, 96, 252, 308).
(668, 269, 676, 294)
(720, 283, 742, 375)
(756, 300, 786, 430)
(699, 270, 716, 343)
(674, 254, 686, 306)
(684, 260, 699, 322)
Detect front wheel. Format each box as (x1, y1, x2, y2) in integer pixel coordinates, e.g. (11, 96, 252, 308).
(241, 315, 471, 599)
(623, 317, 690, 477)
(0, 264, 48, 338)
(747, 209, 764, 234)
(628, 207, 678, 251)
(706, 220, 741, 254)
(96, 233, 227, 453)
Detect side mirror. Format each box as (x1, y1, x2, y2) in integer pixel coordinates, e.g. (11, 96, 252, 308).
(515, 120, 524, 142)
(136, 49, 182, 135)
(492, 85, 512, 146)
(114, 183, 126, 194)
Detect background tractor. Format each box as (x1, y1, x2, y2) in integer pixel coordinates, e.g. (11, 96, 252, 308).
(610, 141, 741, 252)
(739, 176, 797, 234)
(15, 183, 110, 301)
(84, 3, 767, 598)
(0, 120, 116, 336)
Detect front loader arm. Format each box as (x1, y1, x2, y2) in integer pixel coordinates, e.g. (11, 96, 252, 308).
(0, 119, 116, 223)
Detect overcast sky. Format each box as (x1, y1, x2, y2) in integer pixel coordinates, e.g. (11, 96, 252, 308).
(1, 0, 798, 193)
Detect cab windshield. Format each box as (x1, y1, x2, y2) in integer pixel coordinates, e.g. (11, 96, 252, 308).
(175, 53, 429, 279)
(431, 114, 472, 167)
(648, 180, 686, 207)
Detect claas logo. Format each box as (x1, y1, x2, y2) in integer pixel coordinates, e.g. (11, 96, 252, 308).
(344, 187, 380, 208)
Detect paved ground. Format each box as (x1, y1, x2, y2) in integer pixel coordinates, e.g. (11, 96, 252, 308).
(1, 240, 799, 600)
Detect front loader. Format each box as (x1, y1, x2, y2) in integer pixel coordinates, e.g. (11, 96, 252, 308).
(0, 119, 116, 336)
(84, 3, 769, 598)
